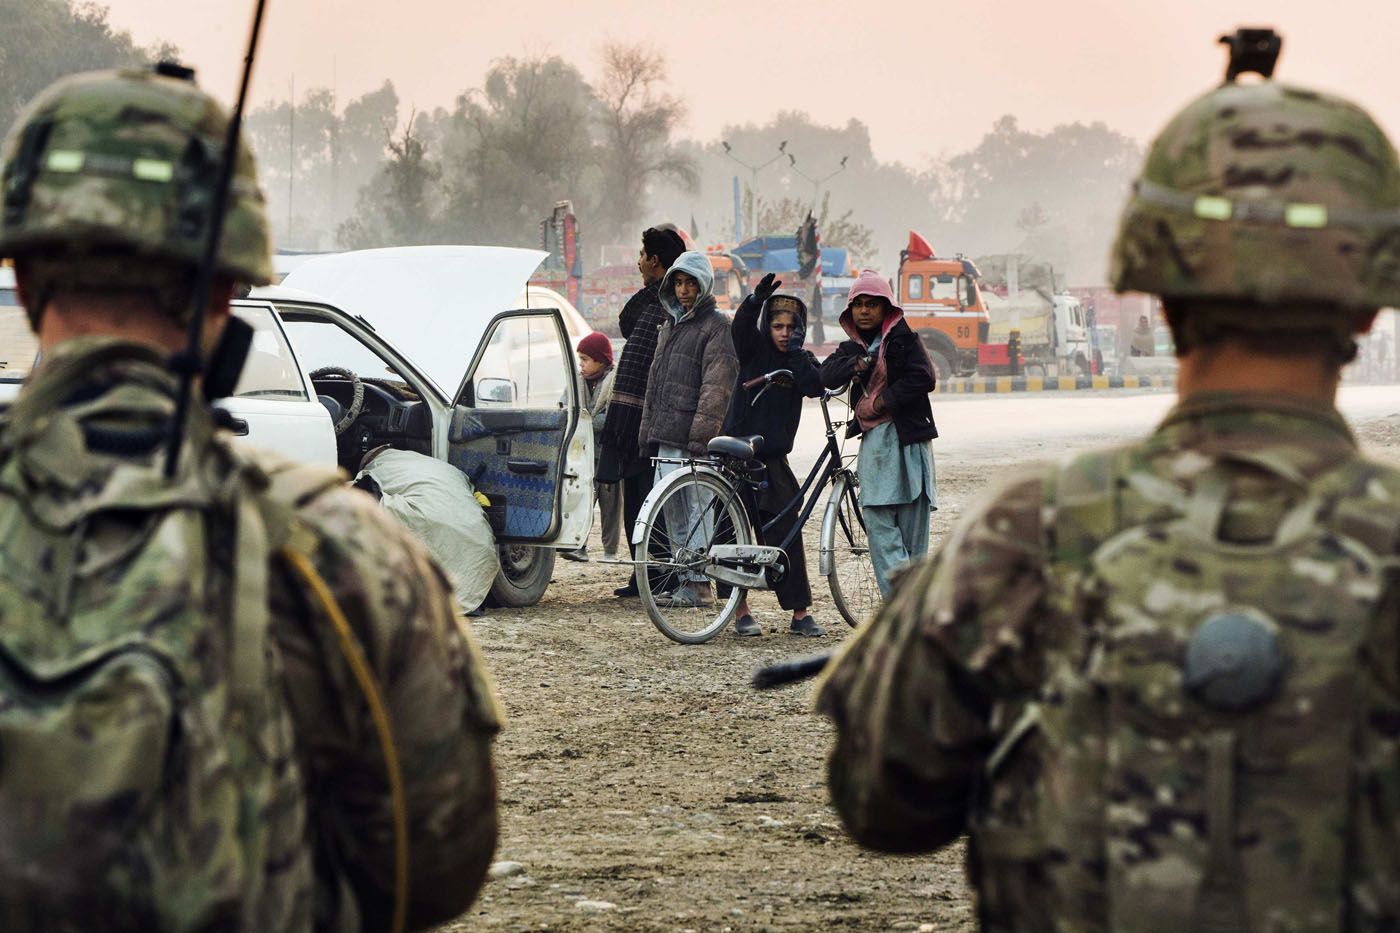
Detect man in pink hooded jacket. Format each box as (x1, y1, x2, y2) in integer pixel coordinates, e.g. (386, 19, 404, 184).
(819, 272, 938, 596)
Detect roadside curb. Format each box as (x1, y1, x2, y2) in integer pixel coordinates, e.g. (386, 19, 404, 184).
(938, 374, 1177, 393)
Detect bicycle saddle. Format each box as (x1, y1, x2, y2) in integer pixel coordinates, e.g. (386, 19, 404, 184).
(707, 435, 764, 459)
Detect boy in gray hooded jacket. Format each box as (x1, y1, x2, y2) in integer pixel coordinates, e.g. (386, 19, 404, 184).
(639, 250, 739, 606)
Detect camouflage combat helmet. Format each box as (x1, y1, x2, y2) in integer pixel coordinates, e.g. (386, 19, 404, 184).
(1110, 36, 1400, 316)
(0, 65, 272, 318)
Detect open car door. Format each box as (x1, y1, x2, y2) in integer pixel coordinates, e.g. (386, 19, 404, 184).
(449, 308, 592, 546)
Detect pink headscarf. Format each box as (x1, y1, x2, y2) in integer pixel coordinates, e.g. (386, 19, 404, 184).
(839, 272, 904, 432)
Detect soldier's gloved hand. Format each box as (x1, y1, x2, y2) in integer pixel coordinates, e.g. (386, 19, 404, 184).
(753, 273, 782, 305)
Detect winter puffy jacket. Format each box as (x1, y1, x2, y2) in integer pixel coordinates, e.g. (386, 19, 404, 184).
(639, 251, 738, 455)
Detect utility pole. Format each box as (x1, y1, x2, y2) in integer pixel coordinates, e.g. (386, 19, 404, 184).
(721, 139, 787, 241)
(786, 153, 849, 213)
(287, 75, 294, 245)
(784, 154, 847, 350)
(331, 56, 339, 233)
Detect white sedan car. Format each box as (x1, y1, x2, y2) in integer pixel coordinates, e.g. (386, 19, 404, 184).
(0, 266, 338, 462)
(0, 247, 596, 608)
(261, 246, 595, 606)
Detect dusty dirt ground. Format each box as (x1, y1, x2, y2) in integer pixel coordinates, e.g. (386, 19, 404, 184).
(439, 408, 1400, 933)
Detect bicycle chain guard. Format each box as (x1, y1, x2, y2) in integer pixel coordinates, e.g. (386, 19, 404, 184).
(705, 544, 784, 590)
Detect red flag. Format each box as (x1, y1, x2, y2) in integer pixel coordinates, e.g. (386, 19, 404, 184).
(906, 230, 935, 261)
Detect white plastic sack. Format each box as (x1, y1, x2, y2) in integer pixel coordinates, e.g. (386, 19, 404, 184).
(357, 449, 499, 612)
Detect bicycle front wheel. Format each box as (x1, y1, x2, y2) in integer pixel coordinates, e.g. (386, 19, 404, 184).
(637, 471, 753, 644)
(822, 472, 881, 627)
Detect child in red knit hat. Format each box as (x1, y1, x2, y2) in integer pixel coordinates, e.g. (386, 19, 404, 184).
(567, 331, 620, 561)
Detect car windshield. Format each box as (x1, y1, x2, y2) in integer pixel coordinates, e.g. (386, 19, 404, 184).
(929, 274, 965, 303)
(276, 305, 418, 396)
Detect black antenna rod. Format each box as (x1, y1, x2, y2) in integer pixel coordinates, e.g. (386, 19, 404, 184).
(751, 653, 831, 690)
(164, 0, 270, 477)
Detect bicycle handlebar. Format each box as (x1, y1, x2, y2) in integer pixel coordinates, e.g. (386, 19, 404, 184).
(745, 369, 847, 408)
(744, 369, 794, 391)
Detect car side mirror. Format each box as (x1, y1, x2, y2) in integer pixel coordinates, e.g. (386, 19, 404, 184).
(477, 377, 516, 404)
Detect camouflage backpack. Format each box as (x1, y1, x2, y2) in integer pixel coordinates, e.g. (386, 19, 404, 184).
(0, 342, 339, 930)
(974, 446, 1400, 931)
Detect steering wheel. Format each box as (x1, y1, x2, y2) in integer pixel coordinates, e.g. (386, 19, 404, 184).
(309, 366, 365, 435)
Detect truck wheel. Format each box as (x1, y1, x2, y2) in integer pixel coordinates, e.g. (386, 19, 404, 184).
(926, 349, 953, 384)
(487, 544, 556, 607)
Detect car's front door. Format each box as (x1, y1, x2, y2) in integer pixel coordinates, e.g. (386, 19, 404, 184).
(449, 309, 592, 546)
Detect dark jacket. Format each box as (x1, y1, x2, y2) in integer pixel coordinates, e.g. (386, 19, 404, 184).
(820, 310, 937, 446)
(639, 252, 739, 454)
(618, 280, 660, 341)
(601, 281, 665, 475)
(720, 292, 823, 459)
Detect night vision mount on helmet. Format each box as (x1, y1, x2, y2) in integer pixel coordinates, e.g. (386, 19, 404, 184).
(1109, 27, 1400, 314)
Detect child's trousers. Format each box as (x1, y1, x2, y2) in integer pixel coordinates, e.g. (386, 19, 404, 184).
(863, 494, 931, 598)
(596, 481, 621, 556)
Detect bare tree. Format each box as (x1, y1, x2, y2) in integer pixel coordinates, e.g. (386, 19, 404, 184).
(435, 55, 597, 246)
(750, 192, 876, 267)
(594, 43, 697, 243)
(338, 109, 441, 249)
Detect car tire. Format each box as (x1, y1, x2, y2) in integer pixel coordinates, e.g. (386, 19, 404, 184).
(487, 544, 556, 607)
(926, 349, 953, 384)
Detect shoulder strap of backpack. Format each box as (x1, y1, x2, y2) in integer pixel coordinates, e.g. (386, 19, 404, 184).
(3, 341, 168, 441)
(251, 459, 346, 550)
(242, 456, 410, 933)
(1043, 446, 1133, 571)
(1317, 458, 1400, 557)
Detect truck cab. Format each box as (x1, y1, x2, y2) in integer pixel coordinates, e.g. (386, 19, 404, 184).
(706, 250, 749, 313)
(896, 253, 989, 381)
(979, 291, 1093, 379)
(1052, 295, 1092, 376)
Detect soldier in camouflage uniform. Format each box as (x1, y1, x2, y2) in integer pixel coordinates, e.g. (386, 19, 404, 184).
(0, 66, 500, 930)
(816, 32, 1400, 931)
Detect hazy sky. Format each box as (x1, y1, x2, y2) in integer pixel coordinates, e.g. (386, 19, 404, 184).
(103, 0, 1400, 165)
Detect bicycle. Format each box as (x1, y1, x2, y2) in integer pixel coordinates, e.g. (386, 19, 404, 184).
(631, 369, 881, 644)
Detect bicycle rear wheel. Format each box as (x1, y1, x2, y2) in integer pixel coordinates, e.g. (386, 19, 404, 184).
(822, 472, 881, 627)
(637, 471, 753, 644)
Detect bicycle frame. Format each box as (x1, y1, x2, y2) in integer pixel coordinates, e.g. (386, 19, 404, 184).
(754, 392, 852, 556)
(634, 392, 857, 591)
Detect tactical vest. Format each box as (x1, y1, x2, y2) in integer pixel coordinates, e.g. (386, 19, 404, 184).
(0, 342, 342, 931)
(971, 445, 1400, 932)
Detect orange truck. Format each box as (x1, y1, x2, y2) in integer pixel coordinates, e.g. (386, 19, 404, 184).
(893, 231, 990, 380)
(705, 249, 750, 312)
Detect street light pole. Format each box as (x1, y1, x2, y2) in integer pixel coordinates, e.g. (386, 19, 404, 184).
(722, 140, 788, 241)
(782, 155, 847, 349)
(786, 154, 849, 213)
